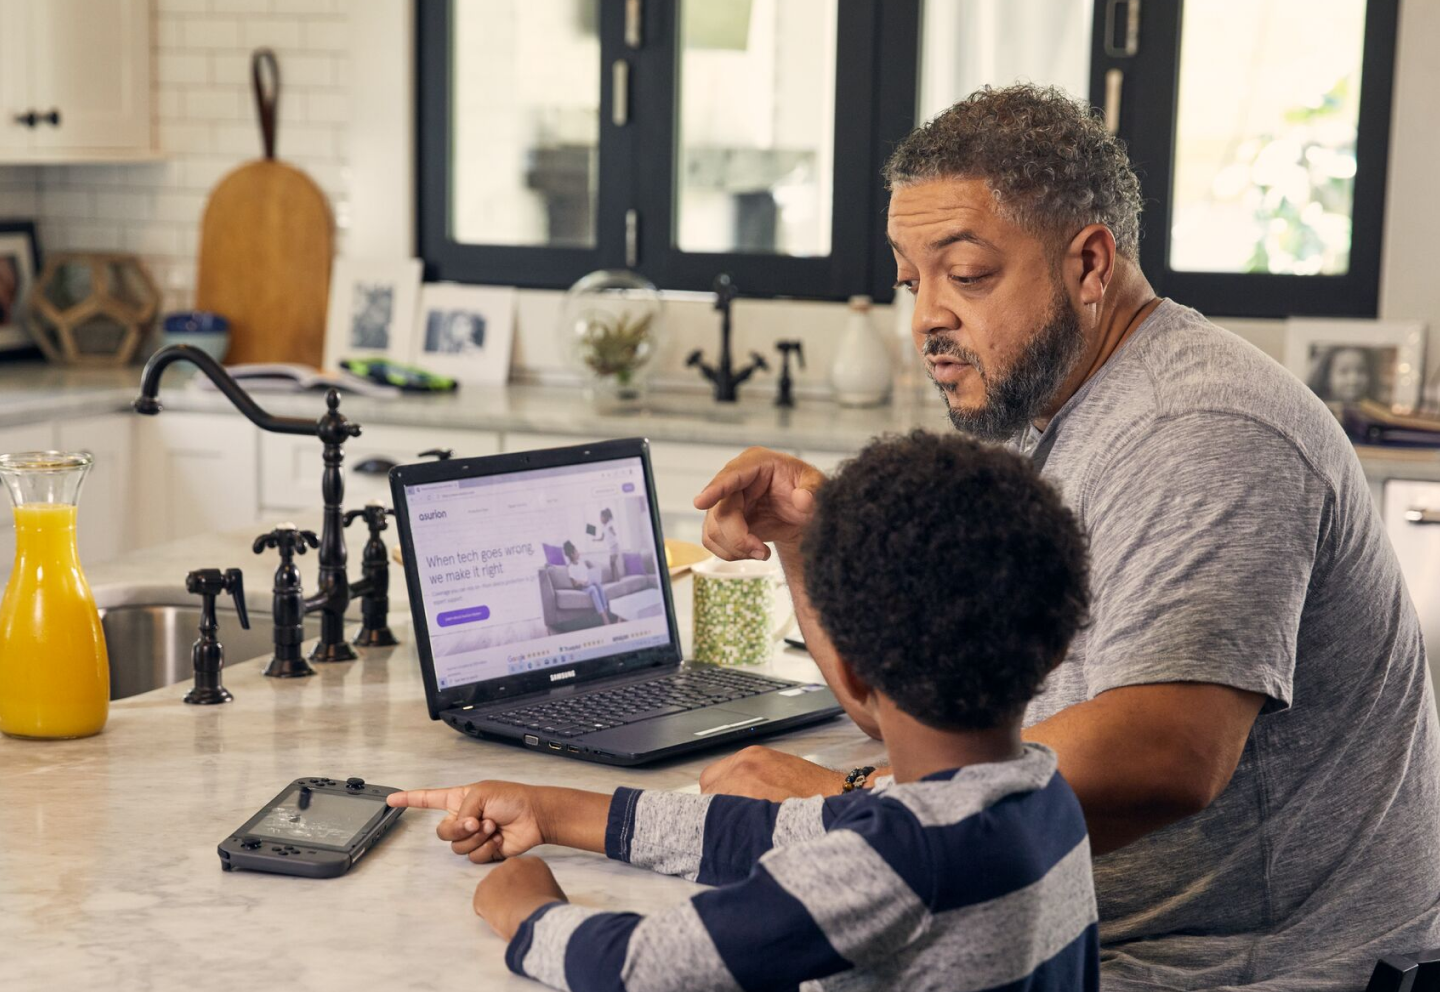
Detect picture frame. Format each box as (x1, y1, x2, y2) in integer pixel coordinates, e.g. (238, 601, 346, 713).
(1284, 318, 1426, 412)
(411, 282, 516, 386)
(0, 220, 41, 352)
(322, 257, 422, 371)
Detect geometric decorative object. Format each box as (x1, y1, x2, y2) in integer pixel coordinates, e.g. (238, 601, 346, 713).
(26, 252, 159, 366)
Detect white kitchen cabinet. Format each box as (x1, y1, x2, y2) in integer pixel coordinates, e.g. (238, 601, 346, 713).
(134, 413, 259, 548)
(260, 425, 501, 515)
(57, 414, 134, 566)
(0, 0, 152, 160)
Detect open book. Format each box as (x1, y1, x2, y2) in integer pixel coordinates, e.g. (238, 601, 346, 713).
(188, 363, 399, 398)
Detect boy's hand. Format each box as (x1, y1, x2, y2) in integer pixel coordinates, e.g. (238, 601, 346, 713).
(474, 857, 568, 941)
(387, 781, 546, 862)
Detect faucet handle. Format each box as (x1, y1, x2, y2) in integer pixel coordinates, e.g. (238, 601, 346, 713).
(344, 502, 394, 536)
(419, 448, 453, 461)
(748, 351, 770, 372)
(252, 525, 320, 561)
(686, 348, 705, 368)
(223, 568, 249, 630)
(712, 272, 739, 309)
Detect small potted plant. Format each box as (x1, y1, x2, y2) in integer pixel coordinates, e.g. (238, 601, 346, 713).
(559, 269, 663, 412)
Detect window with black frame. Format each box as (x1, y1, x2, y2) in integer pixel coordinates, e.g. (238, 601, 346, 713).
(416, 0, 919, 301)
(1092, 0, 1400, 318)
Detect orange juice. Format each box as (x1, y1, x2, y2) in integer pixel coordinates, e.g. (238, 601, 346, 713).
(0, 504, 108, 738)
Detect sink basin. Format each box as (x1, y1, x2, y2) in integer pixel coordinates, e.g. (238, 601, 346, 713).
(99, 604, 319, 700)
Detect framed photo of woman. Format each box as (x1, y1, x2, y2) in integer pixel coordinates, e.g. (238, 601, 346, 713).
(1284, 319, 1426, 412)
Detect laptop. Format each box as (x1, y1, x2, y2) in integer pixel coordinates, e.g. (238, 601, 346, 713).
(389, 437, 842, 766)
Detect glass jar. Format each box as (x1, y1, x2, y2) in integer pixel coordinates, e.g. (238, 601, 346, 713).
(0, 451, 108, 739)
(557, 269, 664, 413)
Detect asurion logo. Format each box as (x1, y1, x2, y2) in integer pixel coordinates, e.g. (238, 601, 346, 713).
(418, 510, 447, 521)
(549, 670, 576, 682)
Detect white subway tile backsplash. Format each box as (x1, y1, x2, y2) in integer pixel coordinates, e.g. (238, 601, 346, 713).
(0, 192, 40, 218)
(157, 121, 214, 154)
(156, 18, 183, 49)
(210, 52, 251, 85)
(184, 87, 245, 121)
(156, 90, 184, 120)
(180, 157, 241, 191)
(50, 223, 125, 253)
(242, 17, 302, 50)
(301, 17, 347, 51)
(211, 121, 264, 156)
(183, 18, 242, 49)
(39, 189, 95, 221)
(156, 53, 210, 85)
(272, 0, 334, 14)
(277, 54, 335, 87)
(154, 191, 208, 225)
(94, 191, 155, 223)
(303, 91, 348, 124)
(211, 0, 272, 14)
(156, 0, 211, 13)
(275, 125, 340, 161)
(124, 226, 183, 256)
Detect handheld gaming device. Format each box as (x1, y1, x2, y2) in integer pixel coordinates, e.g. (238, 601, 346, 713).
(218, 777, 404, 878)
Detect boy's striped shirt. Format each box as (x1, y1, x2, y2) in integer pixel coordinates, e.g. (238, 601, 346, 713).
(507, 743, 1098, 992)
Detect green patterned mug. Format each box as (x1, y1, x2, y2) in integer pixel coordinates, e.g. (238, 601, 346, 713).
(691, 557, 795, 667)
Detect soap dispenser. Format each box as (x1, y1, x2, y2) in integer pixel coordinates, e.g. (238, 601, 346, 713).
(829, 295, 892, 407)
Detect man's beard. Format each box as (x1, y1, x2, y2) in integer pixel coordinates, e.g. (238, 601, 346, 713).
(924, 290, 1085, 442)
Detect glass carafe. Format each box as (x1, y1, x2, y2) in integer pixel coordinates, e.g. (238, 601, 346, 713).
(0, 451, 108, 739)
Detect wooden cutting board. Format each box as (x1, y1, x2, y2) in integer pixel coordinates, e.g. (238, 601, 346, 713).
(196, 50, 332, 368)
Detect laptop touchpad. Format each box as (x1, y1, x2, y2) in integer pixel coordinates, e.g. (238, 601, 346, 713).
(582, 706, 763, 750)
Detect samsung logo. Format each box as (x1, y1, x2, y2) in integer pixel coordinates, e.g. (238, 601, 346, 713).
(549, 670, 576, 682)
(418, 510, 447, 521)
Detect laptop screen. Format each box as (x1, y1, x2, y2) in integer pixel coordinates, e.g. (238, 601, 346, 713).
(402, 456, 674, 693)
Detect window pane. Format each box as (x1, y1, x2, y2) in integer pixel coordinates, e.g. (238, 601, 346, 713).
(450, 0, 600, 248)
(674, 0, 836, 257)
(918, 0, 1092, 119)
(1169, 0, 1367, 275)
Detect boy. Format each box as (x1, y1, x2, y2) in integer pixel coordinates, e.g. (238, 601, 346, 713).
(390, 431, 1098, 991)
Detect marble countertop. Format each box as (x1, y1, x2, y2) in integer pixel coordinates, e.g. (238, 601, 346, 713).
(2, 551, 883, 990)
(0, 360, 941, 453)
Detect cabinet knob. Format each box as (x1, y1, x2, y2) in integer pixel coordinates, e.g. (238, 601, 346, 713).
(12, 110, 38, 128)
(38, 108, 60, 127)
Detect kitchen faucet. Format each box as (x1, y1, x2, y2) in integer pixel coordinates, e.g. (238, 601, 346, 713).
(686, 273, 769, 402)
(134, 344, 387, 667)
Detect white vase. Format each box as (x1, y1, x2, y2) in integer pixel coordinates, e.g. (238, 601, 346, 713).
(830, 295, 892, 407)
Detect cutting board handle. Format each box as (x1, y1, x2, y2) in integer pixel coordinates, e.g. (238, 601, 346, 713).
(251, 48, 280, 160)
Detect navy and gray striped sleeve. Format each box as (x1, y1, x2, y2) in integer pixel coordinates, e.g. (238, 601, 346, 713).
(506, 797, 937, 992)
(603, 785, 866, 886)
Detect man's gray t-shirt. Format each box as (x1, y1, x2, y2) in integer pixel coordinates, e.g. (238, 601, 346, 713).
(1020, 300, 1440, 990)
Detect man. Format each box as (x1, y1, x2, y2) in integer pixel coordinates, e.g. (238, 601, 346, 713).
(693, 84, 1440, 990)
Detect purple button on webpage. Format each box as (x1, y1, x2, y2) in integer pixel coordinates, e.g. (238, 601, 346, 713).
(437, 605, 490, 627)
(622, 483, 635, 493)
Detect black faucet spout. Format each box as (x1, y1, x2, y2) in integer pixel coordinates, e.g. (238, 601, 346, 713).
(134, 344, 315, 436)
(137, 344, 366, 667)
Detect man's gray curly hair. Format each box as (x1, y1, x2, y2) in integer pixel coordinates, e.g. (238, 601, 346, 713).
(884, 84, 1143, 261)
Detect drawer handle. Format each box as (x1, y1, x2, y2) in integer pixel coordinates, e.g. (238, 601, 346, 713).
(352, 458, 398, 476)
(1404, 508, 1440, 525)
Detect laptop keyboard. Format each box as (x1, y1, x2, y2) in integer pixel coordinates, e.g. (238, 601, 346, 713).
(484, 668, 794, 737)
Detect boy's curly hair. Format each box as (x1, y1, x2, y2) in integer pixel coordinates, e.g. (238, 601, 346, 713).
(884, 83, 1143, 260)
(802, 431, 1089, 730)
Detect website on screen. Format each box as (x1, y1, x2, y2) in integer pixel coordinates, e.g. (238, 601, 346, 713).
(404, 457, 671, 690)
